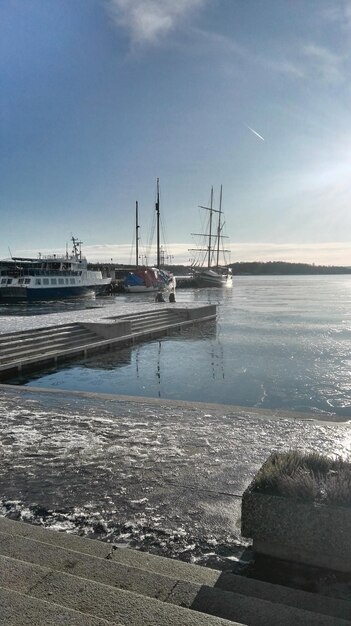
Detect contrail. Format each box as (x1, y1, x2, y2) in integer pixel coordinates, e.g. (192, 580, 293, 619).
(246, 125, 265, 141)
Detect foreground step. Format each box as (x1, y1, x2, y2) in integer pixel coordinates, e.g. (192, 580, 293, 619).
(0, 519, 350, 626)
(0, 586, 120, 626)
(0, 556, 241, 626)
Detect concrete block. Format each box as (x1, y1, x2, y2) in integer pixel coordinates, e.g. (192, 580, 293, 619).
(242, 490, 351, 572)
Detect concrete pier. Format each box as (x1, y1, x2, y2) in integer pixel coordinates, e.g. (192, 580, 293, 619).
(0, 304, 216, 379)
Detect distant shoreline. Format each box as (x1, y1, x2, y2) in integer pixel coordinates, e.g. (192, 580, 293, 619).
(89, 261, 351, 276)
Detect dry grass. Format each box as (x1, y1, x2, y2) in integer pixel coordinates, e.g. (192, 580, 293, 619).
(250, 451, 351, 506)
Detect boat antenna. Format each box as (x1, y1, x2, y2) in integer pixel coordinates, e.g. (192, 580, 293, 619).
(136, 201, 140, 267)
(71, 236, 83, 260)
(8, 247, 13, 259)
(156, 178, 160, 269)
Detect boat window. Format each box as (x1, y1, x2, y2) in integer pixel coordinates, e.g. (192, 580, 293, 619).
(7, 279, 12, 285)
(35, 279, 41, 285)
(43, 278, 49, 285)
(1, 278, 6, 284)
(51, 278, 57, 285)
(25, 278, 31, 284)
(18, 278, 24, 284)
(58, 278, 64, 285)
(65, 278, 69, 284)
(70, 278, 75, 284)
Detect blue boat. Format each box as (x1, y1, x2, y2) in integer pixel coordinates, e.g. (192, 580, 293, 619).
(0, 237, 111, 300)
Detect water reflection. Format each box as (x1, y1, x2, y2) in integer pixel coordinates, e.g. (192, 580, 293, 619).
(20, 319, 220, 399)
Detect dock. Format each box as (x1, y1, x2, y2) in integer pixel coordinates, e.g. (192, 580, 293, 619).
(0, 304, 216, 379)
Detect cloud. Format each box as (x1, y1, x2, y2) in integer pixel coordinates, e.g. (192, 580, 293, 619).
(15, 241, 351, 266)
(104, 0, 206, 46)
(322, 3, 351, 30)
(231, 243, 351, 266)
(301, 43, 345, 82)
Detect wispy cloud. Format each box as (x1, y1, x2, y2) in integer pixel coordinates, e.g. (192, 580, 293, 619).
(301, 43, 345, 83)
(104, 0, 206, 46)
(15, 242, 351, 266)
(232, 243, 351, 266)
(322, 2, 351, 31)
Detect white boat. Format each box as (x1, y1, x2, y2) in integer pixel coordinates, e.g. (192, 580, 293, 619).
(124, 180, 175, 294)
(190, 185, 232, 288)
(0, 237, 111, 300)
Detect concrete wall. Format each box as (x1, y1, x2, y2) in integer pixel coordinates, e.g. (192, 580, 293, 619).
(185, 305, 216, 321)
(82, 320, 132, 339)
(241, 490, 351, 572)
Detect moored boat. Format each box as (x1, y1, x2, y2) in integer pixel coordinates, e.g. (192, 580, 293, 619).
(124, 180, 175, 293)
(0, 237, 111, 300)
(190, 185, 232, 288)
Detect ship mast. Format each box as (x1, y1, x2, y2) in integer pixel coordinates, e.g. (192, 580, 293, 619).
(135, 201, 140, 267)
(207, 186, 214, 268)
(216, 185, 223, 268)
(156, 178, 160, 269)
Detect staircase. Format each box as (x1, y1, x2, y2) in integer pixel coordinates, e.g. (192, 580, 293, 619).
(0, 324, 101, 365)
(115, 308, 188, 335)
(0, 517, 349, 626)
(0, 323, 102, 376)
(0, 307, 216, 380)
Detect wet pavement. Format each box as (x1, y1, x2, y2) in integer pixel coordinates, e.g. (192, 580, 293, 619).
(0, 384, 350, 570)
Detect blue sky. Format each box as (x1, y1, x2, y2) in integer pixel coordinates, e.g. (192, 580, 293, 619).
(1, 0, 351, 264)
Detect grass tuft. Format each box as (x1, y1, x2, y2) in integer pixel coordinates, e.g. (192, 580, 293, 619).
(250, 451, 351, 506)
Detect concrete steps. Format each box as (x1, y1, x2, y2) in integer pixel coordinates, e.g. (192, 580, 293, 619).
(0, 517, 350, 626)
(0, 325, 101, 363)
(125, 309, 187, 334)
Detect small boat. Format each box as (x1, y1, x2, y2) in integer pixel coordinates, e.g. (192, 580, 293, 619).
(190, 185, 232, 288)
(124, 180, 175, 294)
(0, 237, 112, 300)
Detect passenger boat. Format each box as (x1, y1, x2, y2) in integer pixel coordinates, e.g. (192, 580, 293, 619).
(190, 185, 232, 288)
(0, 237, 111, 300)
(124, 180, 175, 293)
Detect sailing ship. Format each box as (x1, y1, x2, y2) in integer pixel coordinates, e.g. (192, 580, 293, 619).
(0, 236, 111, 300)
(124, 180, 175, 293)
(190, 185, 232, 287)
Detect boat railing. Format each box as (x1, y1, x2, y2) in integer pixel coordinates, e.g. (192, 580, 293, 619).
(1, 269, 82, 277)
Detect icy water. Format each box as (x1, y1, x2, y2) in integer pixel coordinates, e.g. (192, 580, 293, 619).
(3, 275, 351, 419)
(1, 275, 351, 568)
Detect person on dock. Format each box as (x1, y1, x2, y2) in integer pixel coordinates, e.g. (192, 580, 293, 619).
(169, 291, 176, 303)
(155, 292, 165, 302)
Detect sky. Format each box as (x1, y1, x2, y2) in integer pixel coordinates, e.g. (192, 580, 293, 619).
(1, 0, 351, 265)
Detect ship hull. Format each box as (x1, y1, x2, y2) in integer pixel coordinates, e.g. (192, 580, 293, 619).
(194, 269, 232, 288)
(0, 284, 110, 301)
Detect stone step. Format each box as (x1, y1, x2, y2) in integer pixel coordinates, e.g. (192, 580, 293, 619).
(117, 310, 183, 325)
(0, 586, 118, 626)
(0, 333, 101, 364)
(0, 556, 240, 626)
(0, 328, 99, 356)
(216, 571, 351, 623)
(130, 318, 184, 333)
(0, 518, 350, 626)
(0, 323, 77, 342)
